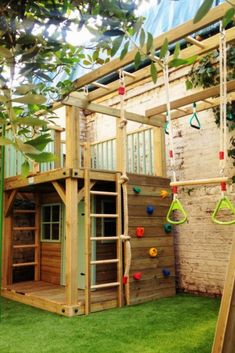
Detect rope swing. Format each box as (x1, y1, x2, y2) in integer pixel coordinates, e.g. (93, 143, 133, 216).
(118, 70, 131, 302)
(163, 53, 188, 225)
(212, 23, 235, 225)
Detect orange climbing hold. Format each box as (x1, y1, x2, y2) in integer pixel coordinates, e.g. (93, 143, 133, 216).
(149, 247, 158, 257)
(160, 189, 169, 199)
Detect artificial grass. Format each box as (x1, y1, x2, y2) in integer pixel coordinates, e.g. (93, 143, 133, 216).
(0, 294, 220, 353)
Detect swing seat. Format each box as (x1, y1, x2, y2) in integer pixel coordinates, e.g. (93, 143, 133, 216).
(212, 196, 235, 225)
(164, 121, 169, 135)
(190, 112, 201, 130)
(166, 198, 188, 225)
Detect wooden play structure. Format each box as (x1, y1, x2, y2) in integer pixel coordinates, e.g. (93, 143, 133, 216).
(0, 3, 234, 353)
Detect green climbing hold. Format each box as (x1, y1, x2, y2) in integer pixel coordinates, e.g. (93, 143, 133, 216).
(164, 223, 172, 233)
(212, 196, 235, 225)
(166, 198, 188, 225)
(133, 186, 141, 194)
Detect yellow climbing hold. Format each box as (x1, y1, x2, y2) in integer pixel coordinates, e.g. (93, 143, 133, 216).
(160, 190, 169, 199)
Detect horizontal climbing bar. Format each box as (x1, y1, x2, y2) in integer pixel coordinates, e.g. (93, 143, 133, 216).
(170, 177, 231, 187)
(90, 236, 118, 241)
(12, 262, 37, 267)
(90, 259, 119, 265)
(90, 214, 118, 218)
(13, 244, 38, 249)
(90, 191, 118, 196)
(91, 282, 120, 289)
(92, 81, 110, 90)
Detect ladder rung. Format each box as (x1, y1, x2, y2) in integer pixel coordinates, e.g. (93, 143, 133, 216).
(90, 259, 119, 265)
(13, 227, 37, 231)
(13, 244, 38, 249)
(90, 191, 118, 196)
(90, 236, 118, 241)
(14, 210, 36, 214)
(12, 262, 37, 267)
(90, 214, 118, 218)
(91, 282, 120, 289)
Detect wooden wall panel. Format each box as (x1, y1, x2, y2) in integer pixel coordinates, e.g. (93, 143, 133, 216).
(41, 242, 61, 285)
(127, 174, 176, 304)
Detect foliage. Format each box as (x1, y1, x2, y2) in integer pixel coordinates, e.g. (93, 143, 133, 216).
(186, 44, 235, 90)
(0, 0, 141, 172)
(0, 294, 220, 353)
(194, 0, 235, 27)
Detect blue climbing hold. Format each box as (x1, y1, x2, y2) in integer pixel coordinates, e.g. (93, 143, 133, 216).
(146, 205, 154, 215)
(162, 268, 171, 277)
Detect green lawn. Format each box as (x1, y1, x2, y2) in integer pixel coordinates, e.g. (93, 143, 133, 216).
(0, 294, 220, 353)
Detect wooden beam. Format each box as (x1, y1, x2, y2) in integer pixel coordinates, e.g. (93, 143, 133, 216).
(170, 177, 230, 187)
(4, 168, 71, 191)
(73, 3, 230, 91)
(185, 36, 205, 49)
(34, 193, 40, 281)
(88, 27, 235, 103)
(211, 235, 235, 353)
(54, 130, 62, 169)
(77, 182, 95, 204)
(52, 181, 66, 204)
(64, 93, 165, 127)
(146, 80, 235, 117)
(4, 190, 18, 217)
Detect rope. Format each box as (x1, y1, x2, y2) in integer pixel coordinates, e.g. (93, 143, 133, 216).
(118, 69, 131, 302)
(163, 54, 177, 198)
(219, 22, 227, 197)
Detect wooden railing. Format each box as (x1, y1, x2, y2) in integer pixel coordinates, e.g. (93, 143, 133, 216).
(5, 126, 160, 177)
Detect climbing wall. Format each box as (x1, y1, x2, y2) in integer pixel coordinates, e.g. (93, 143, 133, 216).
(127, 174, 176, 305)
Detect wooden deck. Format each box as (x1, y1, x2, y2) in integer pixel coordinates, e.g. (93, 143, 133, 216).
(1, 281, 118, 317)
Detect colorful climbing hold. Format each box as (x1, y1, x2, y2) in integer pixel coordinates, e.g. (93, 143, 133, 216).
(164, 223, 172, 233)
(160, 189, 169, 199)
(133, 186, 141, 194)
(146, 205, 154, 215)
(133, 272, 142, 281)
(162, 268, 171, 277)
(149, 247, 158, 257)
(136, 227, 144, 238)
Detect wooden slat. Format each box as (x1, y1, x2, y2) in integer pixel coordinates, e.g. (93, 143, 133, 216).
(90, 190, 118, 196)
(90, 236, 118, 241)
(34, 193, 40, 281)
(13, 226, 37, 231)
(13, 209, 36, 214)
(146, 80, 235, 117)
(72, 3, 230, 91)
(90, 213, 118, 218)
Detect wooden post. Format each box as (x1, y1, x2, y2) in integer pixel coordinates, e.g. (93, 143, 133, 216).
(65, 106, 79, 306)
(211, 236, 235, 353)
(116, 118, 123, 172)
(84, 142, 91, 314)
(54, 130, 62, 169)
(153, 127, 166, 177)
(2, 192, 13, 286)
(34, 193, 40, 281)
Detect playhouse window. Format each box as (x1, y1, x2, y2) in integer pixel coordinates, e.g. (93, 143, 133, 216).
(41, 204, 62, 242)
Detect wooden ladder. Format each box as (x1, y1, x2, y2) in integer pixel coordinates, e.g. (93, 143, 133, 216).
(211, 235, 235, 353)
(11, 195, 40, 281)
(84, 145, 123, 314)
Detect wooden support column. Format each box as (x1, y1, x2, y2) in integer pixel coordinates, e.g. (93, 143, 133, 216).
(211, 236, 235, 353)
(116, 118, 123, 172)
(34, 193, 40, 281)
(2, 192, 13, 286)
(152, 127, 166, 177)
(65, 106, 79, 306)
(54, 130, 62, 169)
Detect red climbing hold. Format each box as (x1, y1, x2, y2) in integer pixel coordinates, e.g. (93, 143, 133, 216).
(219, 151, 224, 160)
(221, 182, 227, 192)
(136, 227, 144, 238)
(133, 272, 142, 281)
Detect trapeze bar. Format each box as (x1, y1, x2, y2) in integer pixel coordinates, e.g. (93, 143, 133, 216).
(170, 177, 231, 187)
